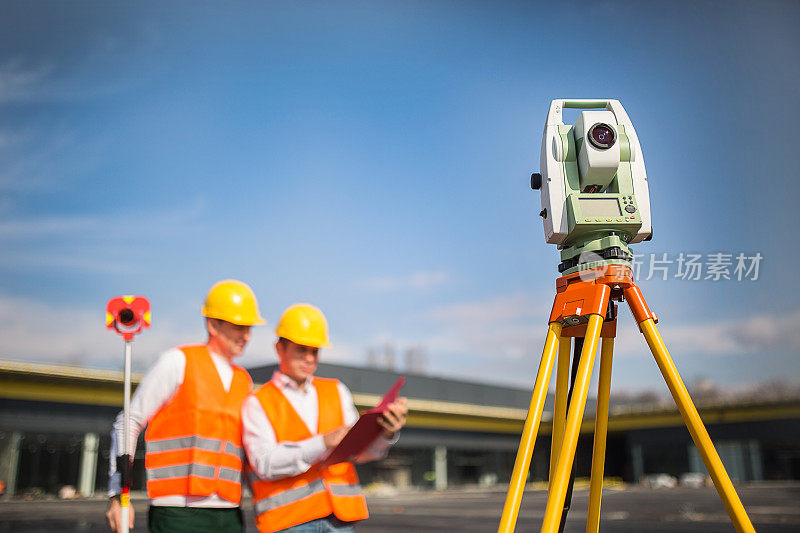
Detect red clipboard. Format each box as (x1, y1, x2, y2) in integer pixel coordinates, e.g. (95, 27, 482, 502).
(321, 376, 405, 467)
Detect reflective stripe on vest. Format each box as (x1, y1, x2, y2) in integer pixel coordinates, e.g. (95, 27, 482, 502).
(144, 344, 252, 503)
(147, 436, 243, 458)
(148, 464, 215, 480)
(254, 479, 327, 514)
(250, 378, 369, 533)
(329, 482, 364, 497)
(218, 467, 242, 483)
(148, 464, 243, 483)
(225, 442, 243, 457)
(148, 436, 241, 454)
(252, 479, 365, 515)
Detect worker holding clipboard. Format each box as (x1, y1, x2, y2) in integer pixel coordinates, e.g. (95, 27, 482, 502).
(242, 304, 408, 533)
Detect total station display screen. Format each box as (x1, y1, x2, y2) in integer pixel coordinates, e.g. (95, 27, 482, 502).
(579, 198, 622, 217)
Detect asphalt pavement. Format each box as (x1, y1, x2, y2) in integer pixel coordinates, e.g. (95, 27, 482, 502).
(0, 483, 798, 532)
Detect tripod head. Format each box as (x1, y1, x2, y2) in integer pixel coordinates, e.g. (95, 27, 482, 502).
(531, 99, 652, 274)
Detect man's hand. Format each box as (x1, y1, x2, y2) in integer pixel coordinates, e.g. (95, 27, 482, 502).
(323, 426, 349, 449)
(106, 496, 135, 532)
(378, 397, 408, 439)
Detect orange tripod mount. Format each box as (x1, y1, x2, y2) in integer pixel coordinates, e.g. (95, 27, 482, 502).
(497, 265, 755, 533)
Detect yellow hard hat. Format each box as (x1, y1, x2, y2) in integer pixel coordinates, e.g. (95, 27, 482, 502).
(275, 303, 331, 348)
(202, 279, 266, 326)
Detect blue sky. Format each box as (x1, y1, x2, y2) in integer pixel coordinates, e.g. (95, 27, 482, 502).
(1, 1, 798, 395)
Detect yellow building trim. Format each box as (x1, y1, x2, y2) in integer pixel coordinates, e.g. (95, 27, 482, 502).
(603, 404, 800, 432)
(0, 379, 126, 407)
(351, 393, 531, 421)
(0, 359, 143, 384)
(408, 413, 524, 434)
(2, 360, 799, 434)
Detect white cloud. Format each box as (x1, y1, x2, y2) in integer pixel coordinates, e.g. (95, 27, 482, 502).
(235, 334, 364, 370)
(356, 270, 450, 292)
(0, 200, 207, 274)
(0, 27, 160, 104)
(0, 214, 106, 238)
(3, 286, 798, 390)
(647, 311, 800, 355)
(0, 292, 366, 374)
(0, 293, 198, 371)
(0, 199, 206, 240)
(0, 127, 102, 193)
(419, 293, 800, 367)
(423, 291, 550, 360)
(321, 339, 366, 365)
(0, 249, 136, 275)
(0, 59, 53, 101)
(427, 292, 545, 325)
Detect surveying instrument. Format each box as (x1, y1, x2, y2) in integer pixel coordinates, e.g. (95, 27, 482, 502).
(497, 100, 755, 533)
(106, 295, 151, 533)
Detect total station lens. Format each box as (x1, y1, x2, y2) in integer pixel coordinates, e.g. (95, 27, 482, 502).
(588, 123, 616, 150)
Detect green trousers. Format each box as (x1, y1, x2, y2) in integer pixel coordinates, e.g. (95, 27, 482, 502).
(148, 506, 244, 533)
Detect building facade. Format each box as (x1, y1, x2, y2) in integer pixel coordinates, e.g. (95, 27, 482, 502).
(1, 359, 799, 498)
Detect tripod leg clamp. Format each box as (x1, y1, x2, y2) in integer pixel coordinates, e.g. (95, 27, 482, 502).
(623, 285, 657, 325)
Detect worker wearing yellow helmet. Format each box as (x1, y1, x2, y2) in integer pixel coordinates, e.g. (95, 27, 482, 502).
(106, 280, 265, 533)
(242, 304, 408, 533)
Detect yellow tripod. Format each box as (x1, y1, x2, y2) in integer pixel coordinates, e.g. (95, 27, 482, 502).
(498, 265, 755, 533)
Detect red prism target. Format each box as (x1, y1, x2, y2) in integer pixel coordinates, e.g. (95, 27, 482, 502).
(106, 296, 151, 341)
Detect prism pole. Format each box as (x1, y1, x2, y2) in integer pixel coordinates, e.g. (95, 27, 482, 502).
(120, 339, 132, 533)
(106, 295, 151, 533)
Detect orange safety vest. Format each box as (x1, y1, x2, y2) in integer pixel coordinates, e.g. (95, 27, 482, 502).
(251, 377, 368, 532)
(144, 344, 252, 503)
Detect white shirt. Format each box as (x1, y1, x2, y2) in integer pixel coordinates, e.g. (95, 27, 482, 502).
(242, 371, 396, 480)
(108, 347, 242, 508)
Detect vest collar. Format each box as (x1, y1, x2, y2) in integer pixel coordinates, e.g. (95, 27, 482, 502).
(208, 348, 235, 369)
(272, 370, 314, 392)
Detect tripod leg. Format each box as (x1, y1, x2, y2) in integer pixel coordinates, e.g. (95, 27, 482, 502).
(498, 322, 563, 533)
(540, 314, 604, 533)
(549, 336, 571, 486)
(639, 318, 755, 533)
(586, 337, 614, 533)
(557, 336, 584, 533)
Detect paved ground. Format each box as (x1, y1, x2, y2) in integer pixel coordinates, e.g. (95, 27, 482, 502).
(1, 484, 798, 532)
